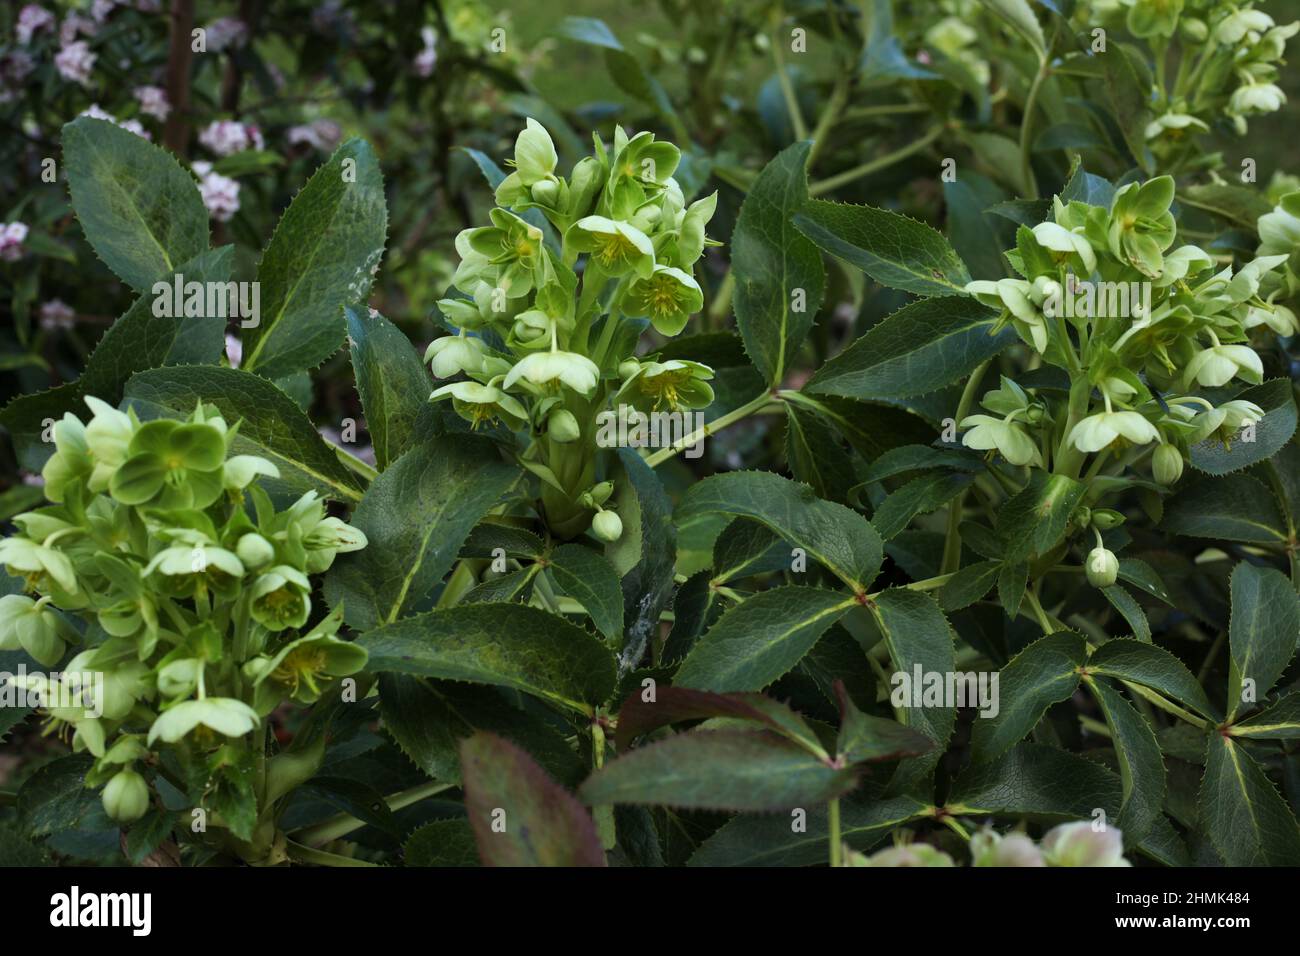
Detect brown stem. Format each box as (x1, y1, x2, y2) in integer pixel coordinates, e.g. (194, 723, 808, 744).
(162, 0, 196, 156)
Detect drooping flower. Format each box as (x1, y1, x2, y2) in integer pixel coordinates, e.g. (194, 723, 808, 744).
(970, 829, 1046, 867)
(424, 334, 488, 378)
(503, 350, 600, 396)
(1068, 410, 1159, 453)
(430, 381, 529, 430)
(1183, 342, 1263, 388)
(249, 565, 312, 631)
(959, 414, 1041, 467)
(146, 697, 259, 745)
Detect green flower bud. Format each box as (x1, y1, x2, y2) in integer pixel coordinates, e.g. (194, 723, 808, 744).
(618, 359, 641, 380)
(566, 157, 602, 221)
(530, 178, 560, 206)
(1152, 443, 1184, 485)
(588, 481, 614, 506)
(591, 510, 623, 542)
(236, 533, 276, 569)
(1086, 547, 1119, 588)
(102, 768, 150, 823)
(1091, 509, 1125, 530)
(1180, 16, 1207, 42)
(548, 408, 581, 443)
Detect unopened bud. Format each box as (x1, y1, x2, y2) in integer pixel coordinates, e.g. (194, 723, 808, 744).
(548, 408, 580, 443)
(102, 768, 150, 823)
(1152, 443, 1183, 485)
(591, 510, 623, 542)
(1086, 547, 1119, 588)
(1091, 509, 1125, 530)
(236, 533, 275, 569)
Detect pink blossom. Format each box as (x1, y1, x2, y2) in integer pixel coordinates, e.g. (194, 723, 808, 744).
(192, 161, 240, 222)
(287, 119, 342, 152)
(413, 26, 438, 77)
(80, 104, 150, 139)
(39, 299, 76, 331)
(91, 0, 117, 23)
(55, 40, 96, 86)
(133, 85, 170, 121)
(199, 119, 262, 156)
(224, 333, 242, 368)
(59, 12, 97, 46)
(203, 17, 247, 52)
(0, 222, 30, 263)
(16, 6, 55, 45)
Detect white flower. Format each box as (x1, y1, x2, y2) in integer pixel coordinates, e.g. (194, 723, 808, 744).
(504, 350, 601, 396)
(80, 104, 149, 139)
(224, 334, 242, 368)
(54, 40, 96, 86)
(204, 17, 248, 52)
(1215, 9, 1274, 45)
(199, 119, 262, 156)
(192, 161, 241, 222)
(91, 0, 116, 23)
(0, 222, 29, 262)
(959, 414, 1041, 466)
(1040, 821, 1130, 867)
(1144, 111, 1209, 140)
(58, 12, 97, 46)
(1183, 343, 1263, 388)
(1245, 301, 1299, 336)
(413, 26, 438, 77)
(1068, 411, 1159, 453)
(16, 5, 55, 45)
(424, 335, 487, 378)
(1229, 82, 1286, 116)
(133, 85, 170, 121)
(39, 299, 75, 331)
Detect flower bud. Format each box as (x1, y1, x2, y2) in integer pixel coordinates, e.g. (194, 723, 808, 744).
(236, 533, 275, 569)
(1086, 547, 1119, 588)
(102, 768, 150, 823)
(1091, 509, 1125, 530)
(618, 359, 641, 380)
(1152, 443, 1184, 485)
(530, 179, 560, 206)
(566, 157, 602, 220)
(591, 510, 623, 542)
(548, 409, 581, 443)
(1180, 17, 1208, 42)
(588, 481, 614, 507)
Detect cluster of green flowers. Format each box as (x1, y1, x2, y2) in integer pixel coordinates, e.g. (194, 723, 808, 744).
(962, 175, 1287, 586)
(425, 120, 719, 539)
(1090, 1, 1297, 149)
(842, 822, 1131, 867)
(0, 397, 367, 825)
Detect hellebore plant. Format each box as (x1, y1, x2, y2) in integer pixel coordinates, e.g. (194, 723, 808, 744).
(0, 397, 368, 864)
(426, 120, 718, 539)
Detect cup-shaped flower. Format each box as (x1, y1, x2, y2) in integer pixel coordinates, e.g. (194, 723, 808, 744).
(1229, 82, 1286, 116)
(82, 396, 135, 493)
(430, 381, 529, 430)
(40, 413, 92, 503)
(860, 844, 956, 867)
(1144, 111, 1208, 141)
(1126, 0, 1183, 38)
(1031, 221, 1098, 274)
(1188, 399, 1265, 444)
(971, 829, 1046, 867)
(503, 350, 601, 396)
(1183, 343, 1263, 388)
(0, 594, 77, 666)
(508, 118, 558, 187)
(250, 565, 312, 631)
(146, 696, 259, 745)
(109, 417, 228, 510)
(424, 334, 488, 378)
(1068, 410, 1160, 453)
(1106, 177, 1176, 277)
(1040, 821, 1130, 866)
(565, 216, 655, 278)
(959, 414, 1042, 467)
(1215, 9, 1274, 45)
(627, 359, 715, 412)
(626, 264, 704, 335)
(0, 536, 78, 596)
(249, 630, 367, 709)
(144, 543, 245, 598)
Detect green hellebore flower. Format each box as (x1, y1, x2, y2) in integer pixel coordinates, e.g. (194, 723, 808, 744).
(503, 350, 601, 396)
(1106, 177, 1176, 277)
(1068, 410, 1160, 453)
(605, 130, 681, 218)
(1230, 81, 1287, 118)
(1256, 201, 1300, 255)
(0, 594, 76, 667)
(565, 216, 656, 278)
(430, 381, 529, 430)
(144, 543, 245, 586)
(250, 565, 312, 631)
(1245, 300, 1299, 335)
(625, 264, 704, 335)
(1187, 399, 1265, 444)
(251, 630, 367, 708)
(1152, 443, 1184, 485)
(1144, 111, 1208, 141)
(959, 414, 1042, 467)
(1215, 9, 1274, 45)
(109, 417, 228, 510)
(65, 646, 150, 721)
(40, 413, 92, 503)
(861, 844, 956, 867)
(965, 278, 1050, 352)
(465, 209, 546, 298)
(303, 516, 368, 574)
(437, 294, 488, 331)
(157, 658, 202, 698)
(83, 396, 136, 493)
(0, 536, 78, 595)
(102, 768, 150, 823)
(508, 309, 554, 351)
(1040, 821, 1130, 867)
(424, 334, 488, 379)
(1086, 546, 1120, 588)
(1126, 0, 1183, 39)
(1154, 244, 1213, 287)
(146, 696, 259, 745)
(508, 118, 558, 187)
(1031, 221, 1098, 274)
(970, 829, 1046, 867)
(1183, 343, 1263, 388)
(591, 510, 623, 542)
(629, 359, 715, 412)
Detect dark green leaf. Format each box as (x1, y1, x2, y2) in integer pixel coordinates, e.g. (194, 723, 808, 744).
(970, 631, 1087, 764)
(346, 306, 438, 471)
(548, 544, 624, 643)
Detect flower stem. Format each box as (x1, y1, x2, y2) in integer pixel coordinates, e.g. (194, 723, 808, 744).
(293, 780, 454, 847)
(828, 798, 842, 867)
(1019, 54, 1050, 200)
(808, 124, 944, 197)
(644, 391, 779, 467)
(285, 840, 378, 867)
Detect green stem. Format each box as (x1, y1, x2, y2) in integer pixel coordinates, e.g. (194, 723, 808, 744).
(285, 840, 378, 867)
(771, 21, 809, 141)
(809, 125, 944, 197)
(828, 798, 842, 867)
(807, 74, 850, 167)
(1019, 56, 1050, 200)
(644, 391, 778, 467)
(293, 780, 455, 847)
(942, 360, 989, 574)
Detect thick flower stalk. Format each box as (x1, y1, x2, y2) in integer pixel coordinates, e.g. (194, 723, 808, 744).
(427, 119, 718, 538)
(0, 397, 368, 862)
